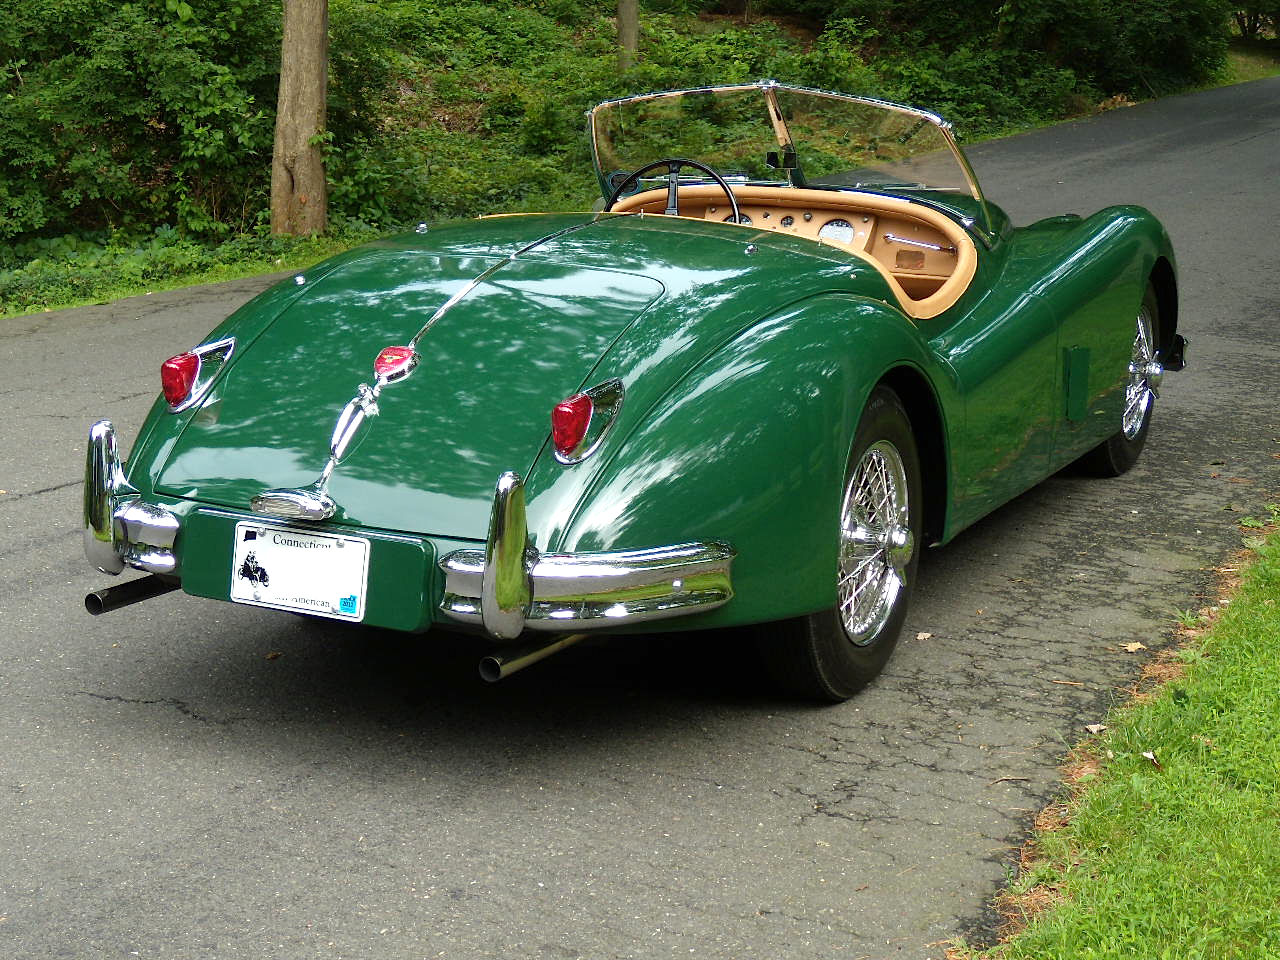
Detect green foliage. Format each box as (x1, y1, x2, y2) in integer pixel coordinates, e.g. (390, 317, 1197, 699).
(0, 0, 279, 240)
(0, 0, 1241, 287)
(758, 0, 1233, 97)
(0, 221, 380, 315)
(1112, 0, 1235, 94)
(527, 0, 612, 26)
(1233, 5, 1280, 39)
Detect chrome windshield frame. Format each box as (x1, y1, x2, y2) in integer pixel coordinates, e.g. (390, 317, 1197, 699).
(586, 80, 995, 241)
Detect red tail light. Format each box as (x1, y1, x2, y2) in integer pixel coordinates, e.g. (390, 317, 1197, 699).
(552, 393, 593, 459)
(161, 352, 200, 407)
(374, 345, 417, 382)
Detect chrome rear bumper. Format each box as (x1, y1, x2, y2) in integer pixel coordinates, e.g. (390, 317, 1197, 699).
(439, 472, 735, 639)
(84, 420, 180, 576)
(85, 426, 735, 634)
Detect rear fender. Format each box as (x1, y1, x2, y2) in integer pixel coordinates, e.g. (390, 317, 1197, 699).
(526, 294, 951, 629)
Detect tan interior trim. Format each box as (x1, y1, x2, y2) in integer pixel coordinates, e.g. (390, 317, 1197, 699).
(609, 185, 977, 320)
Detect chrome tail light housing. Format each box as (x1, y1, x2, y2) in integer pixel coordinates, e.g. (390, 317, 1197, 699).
(551, 377, 624, 464)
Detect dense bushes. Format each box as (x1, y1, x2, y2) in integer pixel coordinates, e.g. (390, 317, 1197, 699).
(0, 0, 1235, 264)
(313, 0, 1232, 227)
(755, 0, 1234, 111)
(0, 221, 380, 314)
(0, 0, 280, 240)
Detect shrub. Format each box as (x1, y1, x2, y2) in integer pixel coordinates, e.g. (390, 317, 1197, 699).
(0, 0, 279, 240)
(0, 0, 1238, 256)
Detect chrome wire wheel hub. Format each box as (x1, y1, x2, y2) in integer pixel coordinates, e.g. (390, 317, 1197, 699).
(1123, 304, 1163, 439)
(838, 440, 914, 646)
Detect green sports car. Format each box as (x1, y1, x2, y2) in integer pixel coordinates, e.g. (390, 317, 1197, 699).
(83, 82, 1185, 700)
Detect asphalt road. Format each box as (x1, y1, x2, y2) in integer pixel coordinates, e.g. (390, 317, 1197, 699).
(3, 78, 1278, 960)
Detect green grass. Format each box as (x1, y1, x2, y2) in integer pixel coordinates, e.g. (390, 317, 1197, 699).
(1224, 37, 1280, 85)
(0, 226, 381, 320)
(954, 526, 1280, 959)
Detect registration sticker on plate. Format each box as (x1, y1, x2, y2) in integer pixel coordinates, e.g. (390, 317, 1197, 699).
(230, 522, 370, 621)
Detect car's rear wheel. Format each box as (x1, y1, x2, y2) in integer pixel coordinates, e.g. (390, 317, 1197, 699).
(1080, 284, 1163, 477)
(759, 386, 922, 701)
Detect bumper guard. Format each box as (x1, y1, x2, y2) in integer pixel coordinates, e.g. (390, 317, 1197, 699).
(439, 472, 735, 639)
(84, 420, 180, 576)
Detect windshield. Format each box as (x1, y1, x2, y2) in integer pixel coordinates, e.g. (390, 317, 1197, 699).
(588, 82, 991, 233)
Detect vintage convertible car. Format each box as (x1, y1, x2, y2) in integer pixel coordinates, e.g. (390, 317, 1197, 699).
(83, 82, 1185, 700)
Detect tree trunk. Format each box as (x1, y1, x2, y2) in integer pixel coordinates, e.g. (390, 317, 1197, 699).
(271, 0, 328, 236)
(618, 0, 638, 70)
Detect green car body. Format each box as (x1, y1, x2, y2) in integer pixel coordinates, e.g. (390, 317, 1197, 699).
(83, 83, 1182, 698)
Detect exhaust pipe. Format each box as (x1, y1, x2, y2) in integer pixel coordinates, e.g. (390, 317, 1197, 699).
(479, 633, 586, 683)
(85, 575, 180, 616)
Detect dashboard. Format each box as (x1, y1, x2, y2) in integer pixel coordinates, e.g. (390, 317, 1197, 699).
(608, 184, 978, 319)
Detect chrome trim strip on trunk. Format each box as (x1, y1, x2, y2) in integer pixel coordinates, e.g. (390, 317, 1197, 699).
(251, 218, 607, 523)
(439, 472, 735, 635)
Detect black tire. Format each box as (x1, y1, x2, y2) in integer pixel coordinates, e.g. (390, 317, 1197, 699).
(1079, 284, 1162, 477)
(758, 386, 922, 701)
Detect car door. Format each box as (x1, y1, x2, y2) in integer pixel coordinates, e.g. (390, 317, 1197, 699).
(930, 278, 1061, 533)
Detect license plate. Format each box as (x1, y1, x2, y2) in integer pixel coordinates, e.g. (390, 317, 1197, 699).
(230, 522, 370, 621)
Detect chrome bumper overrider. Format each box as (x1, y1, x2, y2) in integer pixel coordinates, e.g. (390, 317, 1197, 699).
(84, 420, 180, 576)
(439, 472, 735, 639)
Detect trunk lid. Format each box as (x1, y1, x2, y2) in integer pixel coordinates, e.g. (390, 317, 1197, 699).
(155, 228, 663, 538)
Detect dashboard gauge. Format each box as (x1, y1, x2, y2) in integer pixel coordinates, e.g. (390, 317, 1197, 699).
(818, 218, 856, 244)
(723, 213, 752, 225)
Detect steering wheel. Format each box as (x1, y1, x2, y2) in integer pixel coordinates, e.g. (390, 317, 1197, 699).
(603, 157, 742, 224)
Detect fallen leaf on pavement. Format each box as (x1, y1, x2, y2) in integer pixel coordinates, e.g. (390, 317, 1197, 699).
(1122, 641, 1147, 653)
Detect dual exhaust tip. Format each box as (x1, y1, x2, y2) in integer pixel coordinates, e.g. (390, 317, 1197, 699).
(85, 574, 584, 682)
(85, 574, 179, 616)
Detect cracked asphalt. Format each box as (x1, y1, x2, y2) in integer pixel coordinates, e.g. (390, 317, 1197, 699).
(2, 78, 1278, 959)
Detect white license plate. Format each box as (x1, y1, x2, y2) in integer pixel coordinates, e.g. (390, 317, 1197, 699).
(230, 522, 370, 621)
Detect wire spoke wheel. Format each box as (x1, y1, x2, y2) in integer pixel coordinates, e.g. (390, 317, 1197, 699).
(838, 440, 914, 646)
(1080, 282, 1163, 477)
(755, 386, 922, 701)
(1122, 301, 1163, 440)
